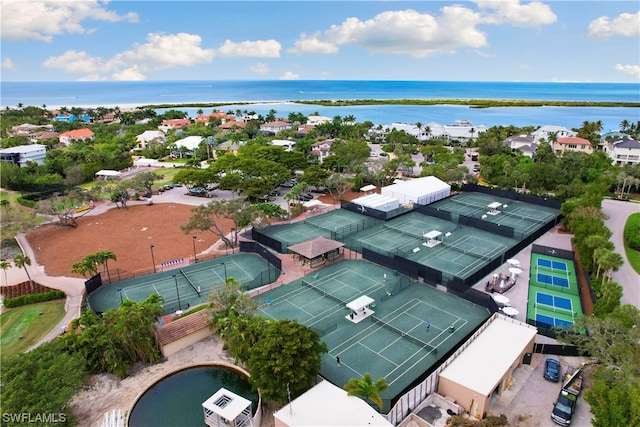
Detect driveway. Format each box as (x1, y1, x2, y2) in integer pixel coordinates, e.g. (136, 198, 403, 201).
(602, 199, 640, 307)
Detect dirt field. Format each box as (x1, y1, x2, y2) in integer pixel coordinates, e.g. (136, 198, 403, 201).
(25, 203, 230, 278)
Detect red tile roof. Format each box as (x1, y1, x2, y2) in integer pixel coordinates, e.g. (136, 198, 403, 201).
(557, 136, 590, 145)
(60, 128, 94, 138)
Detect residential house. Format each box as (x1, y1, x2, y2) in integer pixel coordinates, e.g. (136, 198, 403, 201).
(554, 136, 593, 155)
(603, 136, 640, 166)
(307, 115, 331, 125)
(135, 130, 166, 151)
(531, 125, 575, 143)
(259, 120, 292, 134)
(54, 113, 78, 122)
(194, 110, 235, 125)
(10, 123, 53, 136)
(58, 128, 95, 146)
(504, 135, 537, 159)
(215, 140, 244, 156)
(0, 144, 47, 166)
(310, 139, 334, 163)
(296, 123, 315, 136)
(219, 121, 247, 133)
(28, 131, 60, 144)
(158, 118, 191, 133)
(173, 136, 203, 156)
(271, 139, 296, 151)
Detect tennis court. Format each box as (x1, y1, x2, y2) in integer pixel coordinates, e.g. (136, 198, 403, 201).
(432, 193, 558, 236)
(527, 251, 582, 330)
(254, 259, 490, 412)
(88, 253, 274, 314)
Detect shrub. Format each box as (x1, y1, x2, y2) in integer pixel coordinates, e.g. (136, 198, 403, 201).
(4, 290, 65, 308)
(16, 197, 37, 208)
(172, 304, 207, 321)
(624, 213, 640, 251)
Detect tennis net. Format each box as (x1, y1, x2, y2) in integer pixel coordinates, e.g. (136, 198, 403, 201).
(383, 223, 424, 240)
(441, 241, 492, 261)
(371, 316, 436, 351)
(501, 209, 545, 223)
(179, 269, 201, 296)
(301, 280, 347, 305)
(450, 198, 486, 210)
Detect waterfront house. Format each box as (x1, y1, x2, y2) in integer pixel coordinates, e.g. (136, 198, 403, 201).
(554, 136, 593, 155)
(259, 120, 292, 135)
(504, 135, 537, 159)
(531, 125, 575, 143)
(0, 144, 47, 166)
(310, 139, 334, 163)
(135, 130, 166, 151)
(603, 136, 640, 166)
(158, 118, 191, 132)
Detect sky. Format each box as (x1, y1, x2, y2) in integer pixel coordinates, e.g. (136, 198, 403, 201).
(1, 0, 639, 83)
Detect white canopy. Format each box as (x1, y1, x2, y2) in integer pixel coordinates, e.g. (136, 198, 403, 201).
(360, 184, 376, 192)
(95, 169, 121, 177)
(346, 295, 374, 311)
(424, 230, 442, 239)
(488, 201, 502, 209)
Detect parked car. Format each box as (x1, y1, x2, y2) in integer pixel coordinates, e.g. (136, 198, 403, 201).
(379, 152, 388, 157)
(269, 189, 281, 197)
(551, 390, 577, 426)
(544, 358, 561, 382)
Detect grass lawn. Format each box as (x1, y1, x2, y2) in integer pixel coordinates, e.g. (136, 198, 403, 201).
(0, 190, 47, 242)
(0, 299, 66, 361)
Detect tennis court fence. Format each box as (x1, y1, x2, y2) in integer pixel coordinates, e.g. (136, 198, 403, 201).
(310, 323, 338, 337)
(383, 223, 426, 240)
(371, 316, 436, 352)
(441, 240, 493, 261)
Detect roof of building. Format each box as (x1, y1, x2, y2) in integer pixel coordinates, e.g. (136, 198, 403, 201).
(59, 128, 94, 138)
(287, 236, 345, 259)
(439, 316, 537, 396)
(612, 137, 640, 149)
(0, 144, 47, 154)
(174, 135, 203, 150)
(273, 380, 392, 427)
(383, 176, 450, 196)
(556, 136, 591, 145)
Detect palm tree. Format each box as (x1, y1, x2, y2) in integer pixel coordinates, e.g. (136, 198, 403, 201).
(95, 250, 117, 283)
(344, 372, 389, 410)
(13, 253, 33, 292)
(0, 260, 10, 285)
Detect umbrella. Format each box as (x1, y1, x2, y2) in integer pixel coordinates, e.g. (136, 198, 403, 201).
(502, 307, 519, 317)
(492, 294, 510, 305)
(507, 258, 520, 266)
(509, 267, 523, 276)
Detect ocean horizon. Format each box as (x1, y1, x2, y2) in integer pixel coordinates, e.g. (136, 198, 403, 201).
(2, 80, 639, 132)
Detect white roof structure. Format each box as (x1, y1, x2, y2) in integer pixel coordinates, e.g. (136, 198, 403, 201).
(273, 380, 392, 427)
(346, 295, 374, 311)
(351, 193, 399, 212)
(439, 317, 537, 396)
(381, 176, 450, 206)
(174, 135, 203, 150)
(360, 184, 376, 192)
(271, 139, 296, 151)
(95, 169, 121, 177)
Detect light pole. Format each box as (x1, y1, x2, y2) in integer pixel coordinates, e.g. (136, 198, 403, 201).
(220, 262, 227, 283)
(192, 235, 198, 263)
(150, 244, 157, 273)
(173, 274, 182, 311)
(117, 288, 123, 303)
(231, 228, 236, 254)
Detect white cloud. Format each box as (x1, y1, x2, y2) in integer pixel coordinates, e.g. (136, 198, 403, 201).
(615, 64, 640, 80)
(217, 39, 281, 58)
(292, 8, 488, 58)
(587, 12, 640, 39)
(250, 62, 270, 75)
(475, 0, 557, 27)
(1, 57, 15, 69)
(43, 33, 215, 80)
(0, 0, 138, 42)
(115, 33, 215, 69)
(43, 50, 106, 75)
(280, 71, 300, 80)
(289, 33, 339, 54)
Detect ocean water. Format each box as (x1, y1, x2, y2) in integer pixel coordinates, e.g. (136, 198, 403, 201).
(2, 80, 638, 131)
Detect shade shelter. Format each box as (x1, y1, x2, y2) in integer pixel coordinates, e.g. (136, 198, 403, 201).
(381, 176, 450, 206)
(360, 184, 376, 193)
(288, 236, 345, 267)
(95, 169, 121, 180)
(351, 193, 399, 212)
(202, 388, 252, 427)
(346, 295, 375, 323)
(422, 230, 442, 247)
(487, 201, 502, 215)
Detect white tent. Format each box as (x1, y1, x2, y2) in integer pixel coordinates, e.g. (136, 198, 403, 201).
(174, 135, 203, 151)
(381, 176, 450, 206)
(95, 170, 121, 180)
(351, 193, 399, 212)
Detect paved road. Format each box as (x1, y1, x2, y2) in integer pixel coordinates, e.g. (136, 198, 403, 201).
(602, 199, 640, 307)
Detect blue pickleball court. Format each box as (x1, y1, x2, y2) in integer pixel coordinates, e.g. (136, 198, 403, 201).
(537, 273, 570, 288)
(536, 292, 573, 311)
(537, 258, 568, 271)
(535, 313, 573, 328)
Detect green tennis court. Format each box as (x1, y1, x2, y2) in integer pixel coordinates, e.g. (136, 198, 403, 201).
(254, 259, 490, 412)
(89, 253, 275, 314)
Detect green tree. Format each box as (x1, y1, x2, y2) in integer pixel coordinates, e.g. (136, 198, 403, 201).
(0, 259, 9, 285)
(71, 257, 99, 277)
(95, 250, 117, 283)
(129, 170, 163, 195)
(247, 319, 327, 404)
(344, 372, 389, 410)
(1, 340, 86, 425)
(13, 253, 33, 292)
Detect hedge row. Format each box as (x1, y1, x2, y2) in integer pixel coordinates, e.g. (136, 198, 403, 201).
(4, 290, 66, 308)
(624, 213, 640, 251)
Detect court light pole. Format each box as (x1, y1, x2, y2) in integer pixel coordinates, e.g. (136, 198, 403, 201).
(117, 288, 123, 303)
(220, 262, 227, 283)
(150, 244, 157, 273)
(173, 274, 182, 311)
(192, 235, 198, 263)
